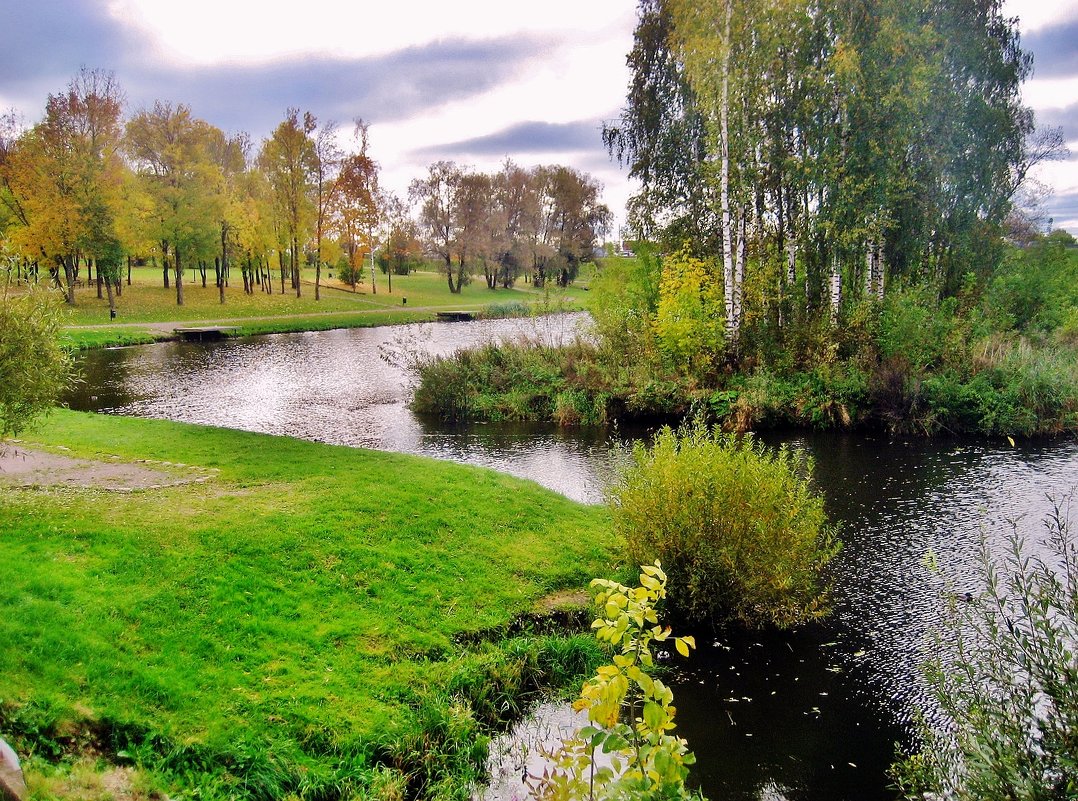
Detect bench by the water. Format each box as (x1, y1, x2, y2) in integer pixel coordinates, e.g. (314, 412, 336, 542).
(174, 326, 239, 342)
(435, 311, 475, 322)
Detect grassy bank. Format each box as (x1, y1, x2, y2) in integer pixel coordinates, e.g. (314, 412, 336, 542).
(412, 334, 1078, 437)
(0, 411, 612, 799)
(58, 268, 588, 349)
(413, 247, 1078, 438)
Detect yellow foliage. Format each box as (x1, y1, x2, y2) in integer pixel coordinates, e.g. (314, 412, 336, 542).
(654, 247, 725, 373)
(528, 565, 698, 801)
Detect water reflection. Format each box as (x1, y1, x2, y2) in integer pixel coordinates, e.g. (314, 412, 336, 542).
(67, 320, 1078, 801)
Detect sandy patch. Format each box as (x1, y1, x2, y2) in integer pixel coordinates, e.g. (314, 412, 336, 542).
(0, 444, 217, 491)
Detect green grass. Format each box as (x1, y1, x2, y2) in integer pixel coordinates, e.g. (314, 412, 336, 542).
(60, 267, 590, 349)
(0, 410, 613, 799)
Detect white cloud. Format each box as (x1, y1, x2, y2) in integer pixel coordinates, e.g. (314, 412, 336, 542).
(1004, 0, 1078, 32)
(107, 0, 636, 66)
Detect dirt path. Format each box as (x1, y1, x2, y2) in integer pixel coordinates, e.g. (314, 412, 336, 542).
(0, 445, 217, 491)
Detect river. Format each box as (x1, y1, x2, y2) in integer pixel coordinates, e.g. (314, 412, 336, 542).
(65, 315, 1078, 801)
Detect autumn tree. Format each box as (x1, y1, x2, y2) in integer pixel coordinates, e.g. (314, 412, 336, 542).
(379, 191, 420, 292)
(307, 116, 340, 300)
(611, 0, 1042, 350)
(335, 120, 379, 292)
(205, 128, 250, 303)
(259, 108, 315, 298)
(411, 160, 467, 293)
(125, 102, 223, 306)
(3, 69, 127, 304)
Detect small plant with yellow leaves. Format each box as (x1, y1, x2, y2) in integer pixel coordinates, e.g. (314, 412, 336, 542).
(529, 563, 700, 801)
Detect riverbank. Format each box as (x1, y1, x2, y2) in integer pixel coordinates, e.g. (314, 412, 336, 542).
(411, 316, 1078, 437)
(0, 410, 613, 800)
(56, 268, 587, 349)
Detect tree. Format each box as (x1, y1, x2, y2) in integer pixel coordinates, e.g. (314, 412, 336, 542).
(258, 108, 315, 298)
(379, 192, 421, 291)
(205, 128, 251, 304)
(335, 121, 379, 293)
(307, 116, 340, 301)
(3, 69, 127, 305)
(125, 102, 223, 306)
(611, 0, 1042, 354)
(411, 161, 467, 293)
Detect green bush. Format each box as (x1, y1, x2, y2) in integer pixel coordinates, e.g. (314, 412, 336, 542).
(608, 424, 840, 628)
(877, 285, 958, 371)
(0, 280, 72, 438)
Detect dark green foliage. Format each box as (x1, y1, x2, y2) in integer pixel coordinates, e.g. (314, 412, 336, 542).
(608, 425, 840, 628)
(986, 239, 1078, 334)
(893, 501, 1078, 800)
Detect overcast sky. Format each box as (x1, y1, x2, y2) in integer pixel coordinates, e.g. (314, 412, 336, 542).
(2, 0, 1077, 234)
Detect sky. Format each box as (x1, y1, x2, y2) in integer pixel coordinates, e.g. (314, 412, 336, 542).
(1, 0, 1077, 235)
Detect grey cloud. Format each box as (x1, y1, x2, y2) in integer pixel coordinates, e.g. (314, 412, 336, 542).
(0, 0, 137, 97)
(0, 1, 551, 140)
(416, 120, 606, 159)
(1041, 182, 1078, 228)
(1025, 16, 1078, 79)
(127, 38, 550, 139)
(1036, 103, 1078, 142)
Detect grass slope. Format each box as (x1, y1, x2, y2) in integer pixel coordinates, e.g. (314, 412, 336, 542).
(0, 411, 612, 799)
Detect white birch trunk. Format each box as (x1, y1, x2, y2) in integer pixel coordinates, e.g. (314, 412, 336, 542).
(786, 241, 796, 286)
(876, 244, 886, 300)
(865, 240, 874, 297)
(733, 209, 746, 332)
(719, 0, 737, 344)
(830, 256, 841, 324)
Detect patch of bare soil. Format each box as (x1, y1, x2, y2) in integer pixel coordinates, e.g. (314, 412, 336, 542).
(0, 444, 217, 491)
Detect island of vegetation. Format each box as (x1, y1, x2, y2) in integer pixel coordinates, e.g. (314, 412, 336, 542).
(413, 0, 1078, 439)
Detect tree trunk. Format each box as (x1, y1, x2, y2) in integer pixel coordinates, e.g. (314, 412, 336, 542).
(829, 256, 841, 324)
(292, 239, 301, 297)
(162, 244, 170, 288)
(733, 211, 745, 335)
(444, 255, 457, 293)
(127, 255, 132, 286)
(875, 244, 885, 300)
(94, 260, 103, 299)
(63, 256, 75, 305)
(719, 0, 737, 345)
(105, 275, 115, 315)
(175, 248, 184, 306)
(279, 250, 286, 295)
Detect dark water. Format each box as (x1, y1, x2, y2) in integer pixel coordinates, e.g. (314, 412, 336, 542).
(66, 318, 1078, 801)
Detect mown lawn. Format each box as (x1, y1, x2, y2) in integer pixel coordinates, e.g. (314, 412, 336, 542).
(0, 411, 613, 799)
(62, 267, 587, 328)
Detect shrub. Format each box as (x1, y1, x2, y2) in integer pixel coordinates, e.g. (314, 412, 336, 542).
(893, 500, 1078, 800)
(608, 424, 840, 628)
(0, 280, 72, 439)
(877, 284, 958, 372)
(530, 566, 699, 801)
